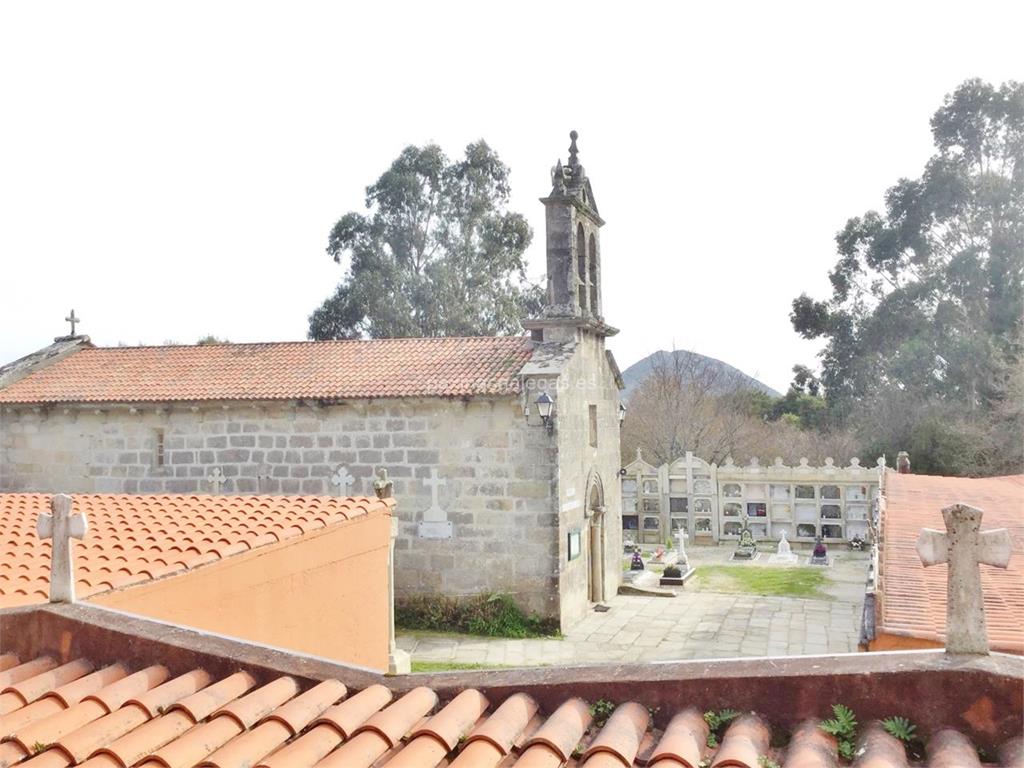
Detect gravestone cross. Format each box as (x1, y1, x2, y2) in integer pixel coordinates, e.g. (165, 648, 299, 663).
(37, 494, 88, 603)
(422, 467, 447, 523)
(331, 465, 355, 496)
(65, 309, 81, 336)
(206, 466, 227, 494)
(916, 503, 1013, 654)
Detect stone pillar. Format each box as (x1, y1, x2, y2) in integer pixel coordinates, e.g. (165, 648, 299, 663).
(590, 508, 606, 603)
(387, 513, 411, 674)
(896, 451, 911, 474)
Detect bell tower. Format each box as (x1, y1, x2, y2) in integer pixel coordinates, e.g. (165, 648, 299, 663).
(523, 131, 618, 342)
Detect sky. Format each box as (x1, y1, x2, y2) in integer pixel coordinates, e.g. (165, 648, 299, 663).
(1, 1, 1020, 393)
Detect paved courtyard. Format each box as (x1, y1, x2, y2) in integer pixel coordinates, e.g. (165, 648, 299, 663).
(398, 546, 871, 667)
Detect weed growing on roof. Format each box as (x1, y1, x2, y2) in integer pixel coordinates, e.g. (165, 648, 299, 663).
(30, 743, 51, 755)
(882, 715, 923, 761)
(881, 716, 916, 743)
(589, 699, 616, 729)
(396, 592, 559, 638)
(758, 757, 781, 768)
(703, 708, 740, 748)
(819, 704, 858, 761)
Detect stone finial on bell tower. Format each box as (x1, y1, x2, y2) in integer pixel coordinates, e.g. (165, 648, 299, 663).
(523, 131, 618, 342)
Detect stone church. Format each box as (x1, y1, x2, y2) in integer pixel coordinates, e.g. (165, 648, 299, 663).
(0, 133, 624, 630)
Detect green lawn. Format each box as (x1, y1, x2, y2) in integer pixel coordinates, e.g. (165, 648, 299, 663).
(693, 565, 831, 599)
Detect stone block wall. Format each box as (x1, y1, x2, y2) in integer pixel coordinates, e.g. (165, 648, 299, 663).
(534, 333, 623, 630)
(0, 397, 563, 618)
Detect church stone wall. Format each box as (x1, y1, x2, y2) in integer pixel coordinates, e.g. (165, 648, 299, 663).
(532, 334, 623, 630)
(0, 397, 562, 618)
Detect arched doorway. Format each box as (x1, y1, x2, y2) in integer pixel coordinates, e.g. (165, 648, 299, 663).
(586, 472, 606, 603)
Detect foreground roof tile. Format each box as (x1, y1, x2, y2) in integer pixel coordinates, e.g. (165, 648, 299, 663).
(0, 649, 1018, 768)
(0, 493, 392, 608)
(648, 708, 708, 768)
(711, 713, 769, 768)
(0, 337, 535, 404)
(781, 721, 837, 768)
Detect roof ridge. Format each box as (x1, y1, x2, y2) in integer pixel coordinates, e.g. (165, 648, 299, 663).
(88, 336, 531, 351)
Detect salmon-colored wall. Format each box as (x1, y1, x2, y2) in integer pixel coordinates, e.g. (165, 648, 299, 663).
(869, 633, 944, 652)
(91, 510, 391, 670)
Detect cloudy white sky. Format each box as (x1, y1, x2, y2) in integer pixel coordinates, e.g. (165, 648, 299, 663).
(1, 1, 1020, 392)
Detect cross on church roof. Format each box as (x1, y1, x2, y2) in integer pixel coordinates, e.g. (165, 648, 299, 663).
(37, 494, 88, 603)
(65, 309, 81, 336)
(916, 502, 1013, 654)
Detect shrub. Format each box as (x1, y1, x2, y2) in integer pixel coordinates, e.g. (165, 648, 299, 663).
(396, 592, 560, 638)
(663, 564, 682, 578)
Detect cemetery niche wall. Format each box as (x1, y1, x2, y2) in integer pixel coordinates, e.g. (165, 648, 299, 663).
(621, 451, 881, 547)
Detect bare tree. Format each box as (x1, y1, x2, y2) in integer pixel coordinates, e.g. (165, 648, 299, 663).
(622, 349, 862, 466)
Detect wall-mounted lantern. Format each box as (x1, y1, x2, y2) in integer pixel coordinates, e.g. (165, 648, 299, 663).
(536, 392, 555, 430)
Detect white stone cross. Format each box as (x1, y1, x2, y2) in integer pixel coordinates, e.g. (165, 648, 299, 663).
(206, 466, 227, 494)
(37, 494, 88, 603)
(331, 465, 355, 496)
(917, 503, 1013, 654)
(422, 467, 447, 523)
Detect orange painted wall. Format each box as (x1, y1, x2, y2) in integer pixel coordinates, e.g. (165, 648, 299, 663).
(91, 510, 391, 670)
(868, 633, 944, 652)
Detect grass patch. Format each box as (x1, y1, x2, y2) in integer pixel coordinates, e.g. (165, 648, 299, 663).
(694, 565, 831, 598)
(410, 661, 514, 673)
(396, 593, 560, 638)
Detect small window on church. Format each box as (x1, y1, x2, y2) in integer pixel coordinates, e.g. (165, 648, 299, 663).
(576, 223, 587, 310)
(153, 428, 165, 467)
(588, 234, 598, 312)
(588, 404, 598, 447)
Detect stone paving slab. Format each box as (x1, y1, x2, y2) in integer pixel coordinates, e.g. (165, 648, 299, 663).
(399, 546, 871, 668)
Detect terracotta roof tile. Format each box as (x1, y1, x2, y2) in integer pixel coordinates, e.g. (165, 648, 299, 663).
(581, 701, 650, 765)
(0, 653, 1017, 768)
(711, 713, 769, 768)
(0, 338, 535, 404)
(878, 473, 1024, 653)
(0, 493, 392, 608)
(781, 721, 837, 768)
(648, 708, 708, 768)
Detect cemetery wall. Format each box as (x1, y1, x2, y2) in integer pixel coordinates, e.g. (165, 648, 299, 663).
(0, 397, 563, 618)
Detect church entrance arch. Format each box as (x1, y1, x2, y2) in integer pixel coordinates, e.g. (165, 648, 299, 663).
(585, 471, 606, 603)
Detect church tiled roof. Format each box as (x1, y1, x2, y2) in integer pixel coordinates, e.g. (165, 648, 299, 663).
(0, 493, 392, 608)
(0, 338, 535, 404)
(877, 472, 1024, 654)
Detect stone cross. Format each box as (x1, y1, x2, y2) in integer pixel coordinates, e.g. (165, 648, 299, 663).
(65, 309, 81, 335)
(37, 494, 88, 603)
(206, 466, 227, 494)
(331, 465, 355, 496)
(422, 467, 447, 523)
(916, 503, 1013, 654)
